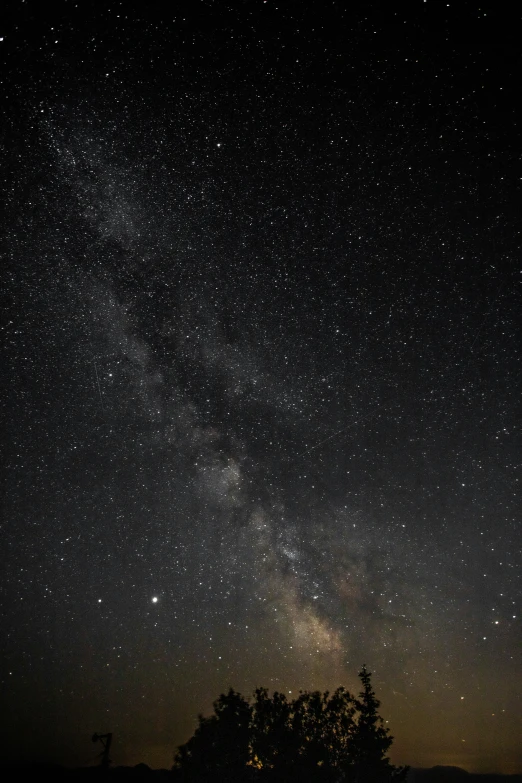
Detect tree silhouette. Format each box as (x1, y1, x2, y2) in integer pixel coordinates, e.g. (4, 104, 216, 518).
(173, 688, 252, 782)
(252, 686, 356, 780)
(348, 666, 409, 783)
(251, 687, 294, 776)
(172, 668, 409, 782)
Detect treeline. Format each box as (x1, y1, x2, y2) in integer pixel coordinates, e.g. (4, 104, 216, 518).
(172, 666, 409, 782)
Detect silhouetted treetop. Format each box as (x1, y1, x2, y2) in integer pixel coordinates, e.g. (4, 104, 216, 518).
(173, 667, 409, 782)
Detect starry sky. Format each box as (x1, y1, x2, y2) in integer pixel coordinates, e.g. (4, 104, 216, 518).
(1, 0, 520, 775)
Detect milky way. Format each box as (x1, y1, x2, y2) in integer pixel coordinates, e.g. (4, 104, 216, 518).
(1, 2, 520, 774)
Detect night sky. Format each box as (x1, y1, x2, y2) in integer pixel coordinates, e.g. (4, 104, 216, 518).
(1, 0, 520, 775)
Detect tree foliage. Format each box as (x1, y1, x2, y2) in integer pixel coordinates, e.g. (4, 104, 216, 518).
(349, 666, 408, 782)
(173, 688, 252, 781)
(173, 668, 409, 782)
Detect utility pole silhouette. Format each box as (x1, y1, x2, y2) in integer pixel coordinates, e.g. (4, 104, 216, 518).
(92, 732, 112, 769)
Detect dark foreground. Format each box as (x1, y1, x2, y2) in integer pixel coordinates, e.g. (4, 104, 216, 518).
(2, 764, 522, 783)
